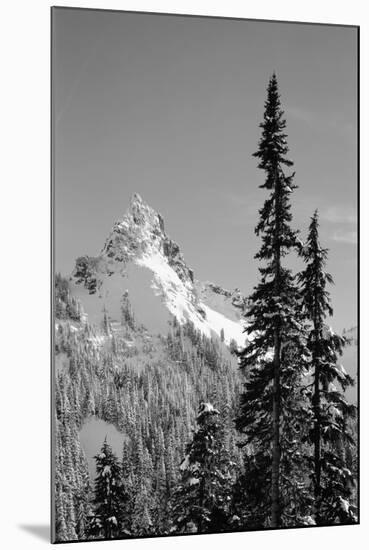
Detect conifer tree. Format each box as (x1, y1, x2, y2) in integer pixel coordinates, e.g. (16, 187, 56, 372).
(131, 482, 153, 536)
(119, 440, 134, 535)
(121, 291, 135, 330)
(172, 402, 231, 534)
(102, 307, 111, 336)
(55, 477, 68, 541)
(298, 210, 357, 524)
(88, 439, 128, 539)
(236, 73, 310, 527)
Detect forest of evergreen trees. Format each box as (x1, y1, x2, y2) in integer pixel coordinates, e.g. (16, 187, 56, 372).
(53, 74, 358, 542)
(54, 276, 242, 541)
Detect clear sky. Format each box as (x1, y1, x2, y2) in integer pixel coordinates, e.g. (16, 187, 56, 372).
(53, 8, 357, 333)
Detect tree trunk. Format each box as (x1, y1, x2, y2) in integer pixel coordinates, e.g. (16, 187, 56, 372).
(271, 331, 281, 528)
(271, 169, 282, 528)
(313, 324, 321, 522)
(312, 259, 321, 523)
(313, 360, 321, 519)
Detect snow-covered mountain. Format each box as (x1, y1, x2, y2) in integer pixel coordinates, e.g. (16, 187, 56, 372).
(72, 193, 248, 346)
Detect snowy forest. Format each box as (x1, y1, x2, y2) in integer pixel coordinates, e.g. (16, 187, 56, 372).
(53, 75, 358, 542)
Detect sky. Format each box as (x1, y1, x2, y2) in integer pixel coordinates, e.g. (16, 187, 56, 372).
(52, 8, 358, 334)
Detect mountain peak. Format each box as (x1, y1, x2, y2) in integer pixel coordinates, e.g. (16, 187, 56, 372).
(72, 194, 248, 346)
(131, 191, 143, 205)
(74, 192, 193, 289)
(129, 192, 144, 217)
(124, 192, 163, 230)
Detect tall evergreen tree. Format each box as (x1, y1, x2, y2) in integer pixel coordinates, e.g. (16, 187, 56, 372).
(88, 439, 128, 539)
(298, 210, 357, 524)
(236, 73, 310, 527)
(171, 402, 232, 534)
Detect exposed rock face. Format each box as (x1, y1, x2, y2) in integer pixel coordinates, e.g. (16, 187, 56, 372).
(162, 238, 194, 284)
(203, 282, 247, 312)
(195, 281, 248, 323)
(85, 193, 195, 287)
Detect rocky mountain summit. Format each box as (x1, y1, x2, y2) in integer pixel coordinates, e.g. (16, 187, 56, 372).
(103, 193, 195, 286)
(74, 194, 193, 291)
(73, 193, 248, 346)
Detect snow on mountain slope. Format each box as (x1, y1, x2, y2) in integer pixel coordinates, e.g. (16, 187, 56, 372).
(72, 193, 248, 347)
(199, 303, 247, 346)
(136, 250, 247, 345)
(197, 281, 247, 322)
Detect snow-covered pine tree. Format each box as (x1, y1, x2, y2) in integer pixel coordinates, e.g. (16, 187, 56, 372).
(131, 482, 154, 536)
(121, 291, 135, 330)
(102, 307, 111, 336)
(119, 441, 134, 536)
(236, 73, 311, 528)
(130, 429, 155, 536)
(88, 439, 128, 539)
(298, 210, 357, 524)
(171, 402, 231, 534)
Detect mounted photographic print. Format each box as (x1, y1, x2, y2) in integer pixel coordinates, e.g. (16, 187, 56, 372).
(51, 7, 359, 543)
